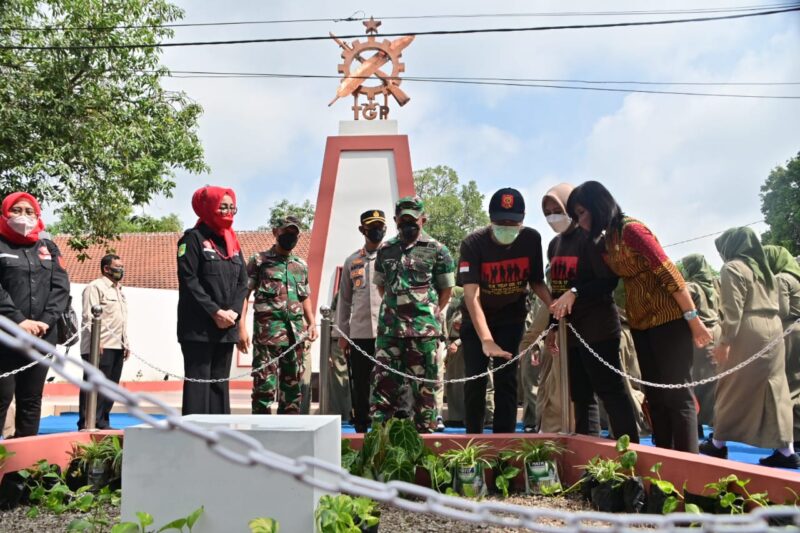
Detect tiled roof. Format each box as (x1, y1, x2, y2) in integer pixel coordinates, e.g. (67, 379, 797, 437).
(52, 231, 311, 290)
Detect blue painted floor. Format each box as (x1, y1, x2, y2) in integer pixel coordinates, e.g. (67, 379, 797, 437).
(37, 414, 789, 470)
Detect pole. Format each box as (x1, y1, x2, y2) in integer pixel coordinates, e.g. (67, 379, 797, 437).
(558, 318, 572, 434)
(319, 306, 332, 414)
(84, 305, 103, 432)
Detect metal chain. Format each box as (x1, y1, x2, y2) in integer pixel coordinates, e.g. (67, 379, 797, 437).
(0, 323, 88, 379)
(0, 314, 795, 531)
(116, 331, 309, 383)
(332, 323, 556, 385)
(568, 318, 800, 389)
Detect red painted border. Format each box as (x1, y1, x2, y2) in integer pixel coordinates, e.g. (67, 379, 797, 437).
(307, 135, 415, 311)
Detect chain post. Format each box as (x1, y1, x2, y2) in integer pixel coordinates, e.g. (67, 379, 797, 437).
(558, 318, 572, 434)
(319, 306, 332, 414)
(83, 304, 103, 432)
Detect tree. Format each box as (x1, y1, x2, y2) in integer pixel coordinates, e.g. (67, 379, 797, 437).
(259, 199, 315, 231)
(49, 210, 183, 235)
(413, 165, 490, 253)
(0, 0, 207, 256)
(760, 151, 800, 255)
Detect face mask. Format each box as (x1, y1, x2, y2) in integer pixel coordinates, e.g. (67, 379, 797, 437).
(546, 214, 572, 234)
(277, 232, 298, 251)
(491, 224, 521, 245)
(7, 215, 38, 237)
(398, 222, 420, 243)
(107, 267, 124, 281)
(365, 227, 386, 244)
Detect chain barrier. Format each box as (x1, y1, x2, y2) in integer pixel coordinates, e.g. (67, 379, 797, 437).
(0, 314, 797, 531)
(0, 323, 88, 380)
(333, 323, 556, 385)
(568, 318, 800, 389)
(115, 331, 309, 383)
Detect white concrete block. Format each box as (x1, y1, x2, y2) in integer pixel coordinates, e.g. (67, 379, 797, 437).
(121, 415, 341, 532)
(338, 120, 398, 135)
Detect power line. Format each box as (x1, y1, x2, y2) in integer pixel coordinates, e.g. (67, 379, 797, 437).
(3, 3, 797, 31)
(664, 220, 764, 248)
(2, 6, 799, 51)
(153, 71, 800, 100)
(164, 70, 800, 87)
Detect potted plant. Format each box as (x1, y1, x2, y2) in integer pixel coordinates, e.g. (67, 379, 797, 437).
(644, 462, 700, 514)
(315, 494, 380, 532)
(67, 435, 122, 492)
(686, 474, 746, 515)
(420, 443, 452, 493)
(441, 439, 494, 498)
(578, 435, 643, 513)
(502, 439, 566, 495)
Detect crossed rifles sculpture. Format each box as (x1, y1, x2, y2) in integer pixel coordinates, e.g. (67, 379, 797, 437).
(329, 17, 415, 120)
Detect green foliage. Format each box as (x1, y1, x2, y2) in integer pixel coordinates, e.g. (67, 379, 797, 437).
(440, 439, 495, 470)
(703, 474, 770, 514)
(345, 419, 424, 482)
(494, 459, 520, 498)
(420, 450, 452, 493)
(413, 165, 490, 253)
(503, 439, 567, 464)
(248, 517, 280, 533)
(760, 151, 800, 255)
(582, 456, 626, 487)
(49, 210, 183, 237)
(261, 199, 315, 231)
(0, 0, 207, 257)
(112, 506, 204, 533)
(69, 435, 123, 487)
(0, 444, 15, 466)
(315, 494, 379, 533)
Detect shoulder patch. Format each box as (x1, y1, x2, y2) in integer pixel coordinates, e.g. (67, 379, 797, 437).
(177, 243, 187, 257)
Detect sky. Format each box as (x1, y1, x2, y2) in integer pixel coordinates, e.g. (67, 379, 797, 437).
(137, 1, 799, 267)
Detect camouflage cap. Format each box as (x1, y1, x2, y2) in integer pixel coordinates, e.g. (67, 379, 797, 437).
(273, 215, 302, 230)
(395, 196, 424, 219)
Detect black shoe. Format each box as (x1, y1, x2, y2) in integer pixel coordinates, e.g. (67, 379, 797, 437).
(523, 425, 537, 433)
(435, 417, 446, 432)
(759, 450, 800, 469)
(699, 438, 728, 459)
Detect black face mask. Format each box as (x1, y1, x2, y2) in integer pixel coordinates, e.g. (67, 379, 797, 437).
(106, 267, 124, 281)
(365, 227, 386, 244)
(398, 222, 420, 243)
(277, 232, 298, 251)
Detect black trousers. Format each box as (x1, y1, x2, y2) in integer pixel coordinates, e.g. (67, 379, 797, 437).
(462, 322, 524, 434)
(78, 349, 124, 430)
(0, 351, 49, 437)
(632, 319, 698, 453)
(181, 342, 233, 415)
(568, 336, 639, 443)
(349, 338, 376, 432)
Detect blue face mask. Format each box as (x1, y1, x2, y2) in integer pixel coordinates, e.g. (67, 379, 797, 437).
(491, 224, 521, 245)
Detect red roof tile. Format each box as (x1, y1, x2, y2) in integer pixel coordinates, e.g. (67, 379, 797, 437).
(52, 232, 311, 290)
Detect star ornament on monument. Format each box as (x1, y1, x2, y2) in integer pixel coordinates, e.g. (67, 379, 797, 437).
(328, 17, 415, 121)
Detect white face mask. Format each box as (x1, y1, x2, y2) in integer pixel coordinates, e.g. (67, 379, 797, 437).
(7, 215, 38, 237)
(546, 214, 572, 234)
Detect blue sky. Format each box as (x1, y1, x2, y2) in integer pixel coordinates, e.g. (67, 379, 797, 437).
(139, 1, 800, 266)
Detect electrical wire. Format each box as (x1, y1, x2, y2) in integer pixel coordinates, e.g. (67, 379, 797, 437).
(2, 3, 797, 31)
(152, 71, 800, 100)
(2, 5, 798, 51)
(664, 220, 764, 247)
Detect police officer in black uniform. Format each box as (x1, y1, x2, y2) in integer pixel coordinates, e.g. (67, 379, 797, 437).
(0, 192, 70, 437)
(177, 186, 249, 415)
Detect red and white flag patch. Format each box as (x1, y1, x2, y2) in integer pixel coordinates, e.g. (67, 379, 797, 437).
(459, 261, 470, 274)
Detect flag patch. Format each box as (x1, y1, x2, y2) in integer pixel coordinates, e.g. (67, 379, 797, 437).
(177, 243, 187, 257)
(459, 261, 470, 273)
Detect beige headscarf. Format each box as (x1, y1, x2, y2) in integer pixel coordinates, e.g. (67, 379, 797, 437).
(542, 183, 574, 213)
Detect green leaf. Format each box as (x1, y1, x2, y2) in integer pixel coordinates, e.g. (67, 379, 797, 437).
(685, 503, 702, 514)
(652, 479, 678, 496)
(387, 419, 423, 460)
(248, 517, 280, 533)
(663, 496, 679, 514)
(186, 506, 204, 530)
(650, 462, 662, 475)
(157, 518, 187, 532)
(111, 523, 141, 533)
(496, 475, 510, 498)
(620, 450, 638, 471)
(26, 506, 39, 519)
(615, 434, 631, 453)
(67, 519, 93, 532)
(137, 511, 155, 528)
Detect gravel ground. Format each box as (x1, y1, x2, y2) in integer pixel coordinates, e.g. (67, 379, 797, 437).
(0, 496, 590, 532)
(0, 503, 120, 533)
(378, 494, 595, 532)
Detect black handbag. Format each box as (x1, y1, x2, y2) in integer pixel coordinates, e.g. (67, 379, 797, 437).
(57, 295, 79, 347)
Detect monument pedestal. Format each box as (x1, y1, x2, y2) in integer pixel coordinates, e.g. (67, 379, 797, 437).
(121, 415, 341, 532)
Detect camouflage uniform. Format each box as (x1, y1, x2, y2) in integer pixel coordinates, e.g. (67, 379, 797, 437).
(370, 217, 456, 432)
(247, 246, 310, 414)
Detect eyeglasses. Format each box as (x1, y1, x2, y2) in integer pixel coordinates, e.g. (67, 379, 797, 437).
(9, 207, 36, 216)
(218, 204, 238, 214)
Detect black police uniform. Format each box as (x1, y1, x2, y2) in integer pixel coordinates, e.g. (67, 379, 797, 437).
(177, 223, 248, 415)
(0, 237, 70, 437)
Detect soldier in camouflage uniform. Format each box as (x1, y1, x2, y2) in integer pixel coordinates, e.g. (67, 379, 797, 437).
(370, 196, 456, 432)
(241, 216, 318, 414)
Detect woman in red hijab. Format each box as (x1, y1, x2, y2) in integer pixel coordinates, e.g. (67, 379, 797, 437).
(177, 186, 248, 415)
(0, 192, 70, 437)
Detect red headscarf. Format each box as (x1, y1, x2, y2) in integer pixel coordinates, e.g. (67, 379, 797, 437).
(0, 192, 46, 245)
(191, 186, 241, 259)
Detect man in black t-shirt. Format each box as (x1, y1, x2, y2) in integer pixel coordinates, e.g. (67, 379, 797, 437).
(458, 188, 553, 434)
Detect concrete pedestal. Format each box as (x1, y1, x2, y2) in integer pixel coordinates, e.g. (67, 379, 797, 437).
(121, 415, 341, 532)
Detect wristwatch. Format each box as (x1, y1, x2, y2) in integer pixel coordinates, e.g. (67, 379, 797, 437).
(569, 287, 578, 297)
(683, 309, 699, 321)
